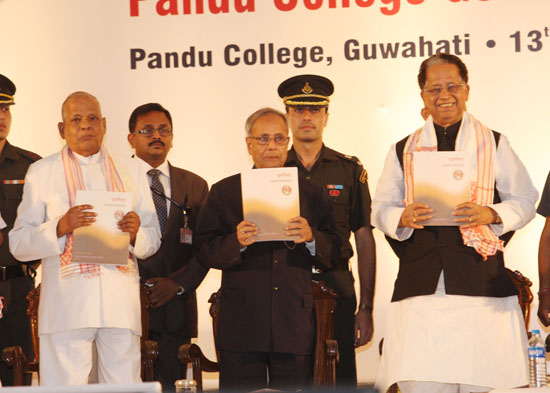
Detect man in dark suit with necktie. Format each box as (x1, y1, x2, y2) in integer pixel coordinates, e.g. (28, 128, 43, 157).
(127, 103, 208, 391)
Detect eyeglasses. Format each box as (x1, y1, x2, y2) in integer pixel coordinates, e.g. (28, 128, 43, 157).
(248, 135, 290, 146)
(135, 127, 173, 137)
(422, 83, 465, 96)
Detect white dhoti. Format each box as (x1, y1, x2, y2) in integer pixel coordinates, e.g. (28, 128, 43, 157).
(376, 275, 528, 393)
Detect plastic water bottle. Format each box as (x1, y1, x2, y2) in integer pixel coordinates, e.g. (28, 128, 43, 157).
(528, 329, 547, 387)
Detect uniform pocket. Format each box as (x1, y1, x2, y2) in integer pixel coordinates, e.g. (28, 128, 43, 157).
(2, 184, 23, 200)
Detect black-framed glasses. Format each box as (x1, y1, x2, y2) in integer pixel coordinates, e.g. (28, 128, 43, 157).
(422, 83, 465, 96)
(135, 127, 172, 137)
(248, 135, 290, 146)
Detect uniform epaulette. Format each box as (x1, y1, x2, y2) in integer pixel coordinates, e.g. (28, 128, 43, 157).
(332, 150, 362, 166)
(14, 146, 41, 162)
(330, 150, 368, 182)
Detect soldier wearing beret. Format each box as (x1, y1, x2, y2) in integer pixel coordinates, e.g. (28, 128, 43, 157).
(279, 74, 376, 387)
(0, 74, 41, 386)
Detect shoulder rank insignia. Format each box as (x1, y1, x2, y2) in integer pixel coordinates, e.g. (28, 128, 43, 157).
(344, 154, 362, 166)
(3, 179, 24, 185)
(359, 169, 368, 184)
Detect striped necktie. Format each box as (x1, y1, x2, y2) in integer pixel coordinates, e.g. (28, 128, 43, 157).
(148, 168, 167, 233)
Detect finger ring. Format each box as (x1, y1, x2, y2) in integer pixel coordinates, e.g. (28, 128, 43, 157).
(469, 217, 472, 223)
(412, 217, 416, 223)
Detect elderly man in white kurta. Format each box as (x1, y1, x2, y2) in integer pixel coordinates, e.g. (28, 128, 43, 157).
(9, 91, 160, 385)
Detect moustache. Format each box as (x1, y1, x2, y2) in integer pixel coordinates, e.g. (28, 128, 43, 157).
(148, 140, 165, 147)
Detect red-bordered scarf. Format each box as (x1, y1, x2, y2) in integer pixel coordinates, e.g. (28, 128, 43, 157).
(59, 145, 136, 279)
(403, 112, 504, 260)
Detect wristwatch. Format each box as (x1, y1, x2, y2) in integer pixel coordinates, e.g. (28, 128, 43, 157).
(490, 207, 502, 224)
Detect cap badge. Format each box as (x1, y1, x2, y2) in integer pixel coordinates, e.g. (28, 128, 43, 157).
(301, 82, 313, 94)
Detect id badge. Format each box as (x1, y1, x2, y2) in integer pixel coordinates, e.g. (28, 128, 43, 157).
(180, 228, 193, 245)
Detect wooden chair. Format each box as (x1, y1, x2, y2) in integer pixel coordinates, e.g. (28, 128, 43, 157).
(505, 268, 533, 330)
(2, 283, 159, 385)
(380, 267, 534, 393)
(178, 280, 339, 392)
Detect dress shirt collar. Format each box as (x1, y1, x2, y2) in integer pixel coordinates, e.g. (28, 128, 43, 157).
(136, 157, 170, 180)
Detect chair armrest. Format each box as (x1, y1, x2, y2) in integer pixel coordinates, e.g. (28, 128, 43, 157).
(2, 345, 37, 386)
(141, 339, 159, 382)
(179, 343, 219, 372)
(178, 343, 219, 392)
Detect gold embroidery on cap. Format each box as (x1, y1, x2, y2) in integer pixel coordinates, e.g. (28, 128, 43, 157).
(0, 93, 14, 104)
(302, 82, 313, 94)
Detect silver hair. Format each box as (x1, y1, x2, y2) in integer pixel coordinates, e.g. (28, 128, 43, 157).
(244, 107, 288, 137)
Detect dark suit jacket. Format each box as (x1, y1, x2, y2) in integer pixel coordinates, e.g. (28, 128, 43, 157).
(196, 173, 340, 355)
(138, 163, 209, 338)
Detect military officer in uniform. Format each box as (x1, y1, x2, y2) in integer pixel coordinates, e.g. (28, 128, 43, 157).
(279, 74, 376, 386)
(0, 74, 41, 386)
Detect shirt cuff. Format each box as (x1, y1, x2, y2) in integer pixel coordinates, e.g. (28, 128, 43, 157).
(305, 239, 316, 256)
(486, 204, 506, 236)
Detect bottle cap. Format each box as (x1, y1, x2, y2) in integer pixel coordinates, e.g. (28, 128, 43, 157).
(175, 379, 197, 388)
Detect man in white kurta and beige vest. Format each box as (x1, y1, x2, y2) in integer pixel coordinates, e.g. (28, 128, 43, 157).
(373, 54, 538, 393)
(9, 91, 161, 385)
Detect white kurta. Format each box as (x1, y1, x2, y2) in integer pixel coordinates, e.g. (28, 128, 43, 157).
(9, 149, 160, 336)
(372, 115, 538, 392)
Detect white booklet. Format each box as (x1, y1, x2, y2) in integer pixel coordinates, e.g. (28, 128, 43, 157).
(241, 167, 300, 242)
(72, 190, 133, 265)
(413, 151, 471, 226)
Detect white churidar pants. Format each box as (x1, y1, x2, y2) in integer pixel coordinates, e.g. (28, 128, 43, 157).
(39, 327, 141, 385)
